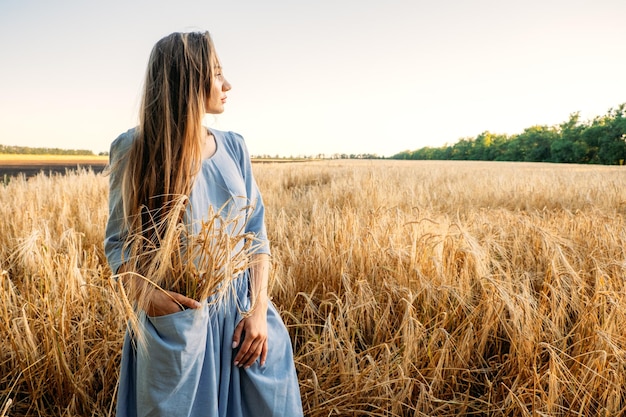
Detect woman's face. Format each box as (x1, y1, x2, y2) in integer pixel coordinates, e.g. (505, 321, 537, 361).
(205, 57, 232, 114)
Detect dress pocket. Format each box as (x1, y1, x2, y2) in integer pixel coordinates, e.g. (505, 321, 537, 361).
(135, 305, 209, 416)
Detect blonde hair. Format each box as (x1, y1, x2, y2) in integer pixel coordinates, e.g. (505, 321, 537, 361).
(122, 31, 216, 238)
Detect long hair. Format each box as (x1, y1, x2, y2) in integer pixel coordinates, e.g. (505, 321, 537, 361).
(122, 31, 216, 238)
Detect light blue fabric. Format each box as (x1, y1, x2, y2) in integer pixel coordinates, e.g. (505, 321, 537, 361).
(105, 128, 303, 417)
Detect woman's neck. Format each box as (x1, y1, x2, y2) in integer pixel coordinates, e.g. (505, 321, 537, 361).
(201, 128, 217, 159)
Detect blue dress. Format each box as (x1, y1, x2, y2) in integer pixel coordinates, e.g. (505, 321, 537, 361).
(104, 128, 303, 417)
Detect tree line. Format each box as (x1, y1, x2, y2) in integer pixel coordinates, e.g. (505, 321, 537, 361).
(392, 104, 626, 165)
(252, 153, 383, 160)
(0, 144, 95, 156)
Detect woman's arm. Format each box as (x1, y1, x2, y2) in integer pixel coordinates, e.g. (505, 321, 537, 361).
(106, 131, 200, 317)
(231, 253, 270, 368)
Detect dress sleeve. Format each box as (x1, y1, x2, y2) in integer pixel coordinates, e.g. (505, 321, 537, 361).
(103, 131, 133, 274)
(232, 132, 271, 256)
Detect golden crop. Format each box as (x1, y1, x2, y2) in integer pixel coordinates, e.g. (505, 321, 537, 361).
(1, 160, 625, 416)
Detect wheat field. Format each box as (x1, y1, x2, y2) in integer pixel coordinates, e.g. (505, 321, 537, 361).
(1, 160, 625, 416)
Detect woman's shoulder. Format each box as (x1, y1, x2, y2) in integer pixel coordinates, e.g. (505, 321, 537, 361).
(212, 128, 245, 147)
(110, 127, 137, 160)
(211, 128, 249, 160)
(105, 128, 137, 175)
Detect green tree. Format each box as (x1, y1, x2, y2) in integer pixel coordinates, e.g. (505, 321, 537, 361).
(597, 105, 626, 164)
(551, 113, 584, 163)
(471, 131, 496, 160)
(518, 125, 556, 162)
(450, 138, 473, 160)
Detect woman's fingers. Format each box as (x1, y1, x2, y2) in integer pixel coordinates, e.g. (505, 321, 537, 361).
(233, 335, 252, 367)
(242, 339, 267, 368)
(235, 338, 265, 369)
(146, 290, 201, 317)
(232, 320, 244, 349)
(169, 291, 202, 309)
(260, 340, 268, 367)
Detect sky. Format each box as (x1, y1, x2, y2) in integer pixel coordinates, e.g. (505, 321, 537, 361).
(1, 0, 625, 157)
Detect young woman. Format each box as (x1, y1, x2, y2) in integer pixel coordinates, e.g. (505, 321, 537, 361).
(104, 31, 303, 417)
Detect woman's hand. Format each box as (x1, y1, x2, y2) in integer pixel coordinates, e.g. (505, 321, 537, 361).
(232, 305, 268, 369)
(118, 266, 202, 317)
(145, 289, 202, 317)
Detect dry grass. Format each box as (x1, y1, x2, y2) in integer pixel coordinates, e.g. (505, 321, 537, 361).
(1, 160, 625, 416)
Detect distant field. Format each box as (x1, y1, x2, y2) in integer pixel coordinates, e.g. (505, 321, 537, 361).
(0, 154, 312, 178)
(251, 158, 317, 163)
(0, 154, 108, 178)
